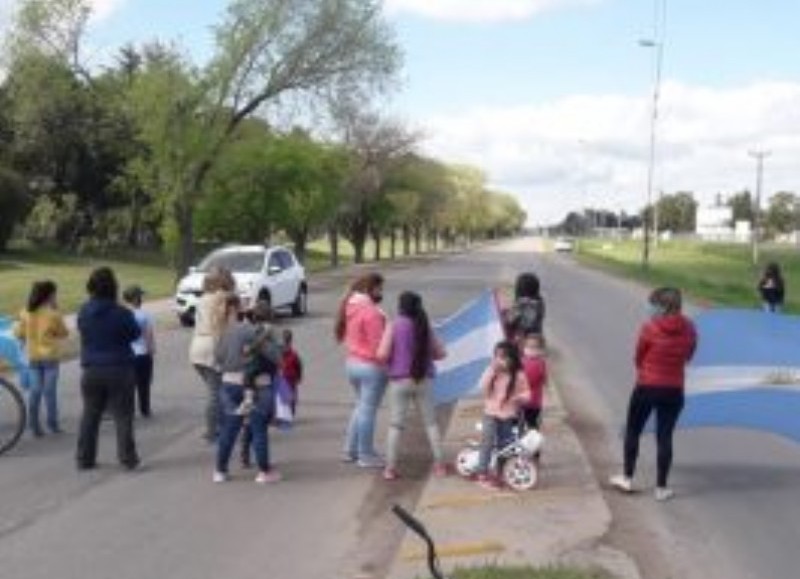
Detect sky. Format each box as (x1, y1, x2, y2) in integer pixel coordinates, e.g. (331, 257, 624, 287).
(2, 0, 800, 225)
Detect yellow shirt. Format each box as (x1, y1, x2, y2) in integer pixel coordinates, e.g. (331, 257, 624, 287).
(14, 307, 69, 362)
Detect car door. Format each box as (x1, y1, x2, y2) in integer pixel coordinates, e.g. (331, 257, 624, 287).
(266, 250, 292, 307)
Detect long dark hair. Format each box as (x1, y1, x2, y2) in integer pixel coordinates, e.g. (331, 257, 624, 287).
(27, 280, 57, 312)
(490, 340, 522, 403)
(514, 272, 541, 300)
(334, 272, 384, 342)
(764, 262, 784, 285)
(398, 291, 432, 382)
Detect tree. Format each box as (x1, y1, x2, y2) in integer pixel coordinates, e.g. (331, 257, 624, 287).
(764, 191, 799, 237)
(727, 190, 754, 225)
(0, 167, 31, 250)
(129, 0, 402, 273)
(656, 191, 697, 233)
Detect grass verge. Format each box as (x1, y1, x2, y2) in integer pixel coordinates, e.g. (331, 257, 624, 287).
(575, 238, 799, 312)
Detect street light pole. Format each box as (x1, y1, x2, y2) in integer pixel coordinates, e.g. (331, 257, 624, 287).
(749, 150, 771, 266)
(640, 0, 666, 269)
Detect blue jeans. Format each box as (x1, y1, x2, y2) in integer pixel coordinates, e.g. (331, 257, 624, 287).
(344, 360, 388, 460)
(476, 415, 515, 475)
(28, 361, 60, 434)
(216, 383, 273, 473)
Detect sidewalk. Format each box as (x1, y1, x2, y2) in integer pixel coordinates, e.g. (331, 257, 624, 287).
(385, 381, 642, 579)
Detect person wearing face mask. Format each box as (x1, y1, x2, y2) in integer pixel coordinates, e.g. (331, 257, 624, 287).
(610, 287, 697, 501)
(334, 272, 389, 468)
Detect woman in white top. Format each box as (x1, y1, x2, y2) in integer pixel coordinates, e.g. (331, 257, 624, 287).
(189, 267, 235, 442)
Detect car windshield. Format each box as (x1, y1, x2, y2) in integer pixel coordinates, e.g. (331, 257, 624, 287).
(198, 250, 265, 273)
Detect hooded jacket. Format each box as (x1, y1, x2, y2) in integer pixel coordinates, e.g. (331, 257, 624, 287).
(635, 313, 697, 388)
(77, 298, 141, 367)
(342, 292, 386, 364)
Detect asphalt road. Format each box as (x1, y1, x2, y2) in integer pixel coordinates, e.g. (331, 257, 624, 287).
(537, 242, 800, 579)
(3, 238, 798, 579)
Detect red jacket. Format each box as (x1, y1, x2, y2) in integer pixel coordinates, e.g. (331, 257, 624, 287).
(635, 314, 697, 388)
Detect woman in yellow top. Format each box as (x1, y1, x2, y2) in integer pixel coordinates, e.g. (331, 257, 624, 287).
(14, 280, 69, 437)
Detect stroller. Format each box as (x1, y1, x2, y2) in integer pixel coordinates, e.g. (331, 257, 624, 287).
(455, 416, 543, 491)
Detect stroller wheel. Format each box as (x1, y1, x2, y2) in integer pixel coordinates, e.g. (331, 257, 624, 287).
(502, 456, 538, 490)
(455, 448, 477, 478)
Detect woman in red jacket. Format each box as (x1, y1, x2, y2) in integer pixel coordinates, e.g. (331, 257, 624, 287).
(610, 287, 697, 501)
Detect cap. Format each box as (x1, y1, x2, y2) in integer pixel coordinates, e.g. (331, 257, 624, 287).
(123, 285, 145, 303)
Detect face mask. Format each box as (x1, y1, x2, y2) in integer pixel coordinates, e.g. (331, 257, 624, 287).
(648, 304, 665, 318)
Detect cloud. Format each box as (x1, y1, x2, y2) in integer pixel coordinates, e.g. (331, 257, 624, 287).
(416, 81, 800, 224)
(0, 0, 124, 29)
(385, 0, 596, 23)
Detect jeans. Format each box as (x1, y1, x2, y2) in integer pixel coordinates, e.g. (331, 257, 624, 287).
(343, 360, 387, 460)
(76, 365, 139, 469)
(476, 415, 515, 475)
(385, 379, 443, 469)
(623, 387, 684, 487)
(28, 360, 60, 434)
(194, 365, 222, 441)
(217, 383, 273, 473)
(133, 354, 153, 416)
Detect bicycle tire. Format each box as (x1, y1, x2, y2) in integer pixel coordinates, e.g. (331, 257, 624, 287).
(0, 375, 26, 456)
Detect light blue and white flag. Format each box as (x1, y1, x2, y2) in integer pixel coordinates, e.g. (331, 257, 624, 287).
(682, 308, 800, 443)
(432, 290, 505, 405)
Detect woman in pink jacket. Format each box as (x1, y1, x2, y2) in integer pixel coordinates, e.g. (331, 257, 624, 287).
(334, 273, 388, 468)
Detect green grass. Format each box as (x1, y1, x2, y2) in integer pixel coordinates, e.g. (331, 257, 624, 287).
(447, 565, 611, 579)
(575, 238, 799, 312)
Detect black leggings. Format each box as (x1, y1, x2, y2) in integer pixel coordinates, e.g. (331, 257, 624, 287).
(623, 387, 684, 487)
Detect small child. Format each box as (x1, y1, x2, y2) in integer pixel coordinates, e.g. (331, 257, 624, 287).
(758, 262, 785, 313)
(473, 340, 531, 489)
(237, 303, 281, 416)
(520, 334, 547, 431)
(123, 285, 156, 418)
(280, 329, 303, 415)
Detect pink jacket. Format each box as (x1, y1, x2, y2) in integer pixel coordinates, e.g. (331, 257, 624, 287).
(343, 292, 386, 364)
(480, 366, 531, 420)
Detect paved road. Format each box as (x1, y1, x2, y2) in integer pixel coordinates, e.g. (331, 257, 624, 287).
(0, 245, 526, 579)
(537, 242, 800, 579)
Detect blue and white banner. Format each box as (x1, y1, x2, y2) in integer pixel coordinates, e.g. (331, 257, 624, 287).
(432, 290, 505, 405)
(682, 308, 800, 443)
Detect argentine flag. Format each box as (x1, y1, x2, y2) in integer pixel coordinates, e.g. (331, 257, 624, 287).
(433, 290, 505, 405)
(683, 309, 800, 444)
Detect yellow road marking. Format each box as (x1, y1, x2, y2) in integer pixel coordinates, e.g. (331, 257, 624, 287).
(401, 541, 505, 561)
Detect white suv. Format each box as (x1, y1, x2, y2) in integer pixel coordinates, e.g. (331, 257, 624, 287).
(175, 245, 307, 326)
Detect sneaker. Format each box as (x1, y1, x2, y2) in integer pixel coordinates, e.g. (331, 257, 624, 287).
(382, 467, 399, 481)
(609, 474, 633, 493)
(654, 487, 674, 502)
(476, 474, 501, 490)
(357, 455, 386, 469)
(255, 470, 282, 484)
(341, 452, 357, 463)
(432, 463, 449, 478)
(212, 471, 228, 483)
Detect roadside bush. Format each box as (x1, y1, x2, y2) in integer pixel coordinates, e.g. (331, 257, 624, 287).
(0, 167, 31, 251)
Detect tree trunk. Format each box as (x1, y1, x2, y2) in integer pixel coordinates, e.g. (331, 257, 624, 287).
(327, 225, 340, 267)
(174, 199, 195, 279)
(371, 228, 381, 262)
(414, 226, 421, 254)
(289, 228, 308, 265)
(389, 228, 396, 259)
(402, 224, 411, 255)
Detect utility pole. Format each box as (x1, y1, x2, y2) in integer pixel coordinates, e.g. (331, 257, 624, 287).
(640, 0, 666, 268)
(749, 150, 771, 266)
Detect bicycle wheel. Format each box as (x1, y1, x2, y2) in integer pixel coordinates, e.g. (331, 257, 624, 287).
(0, 375, 26, 456)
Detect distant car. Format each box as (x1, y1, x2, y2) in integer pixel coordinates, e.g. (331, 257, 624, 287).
(553, 237, 575, 252)
(174, 245, 307, 327)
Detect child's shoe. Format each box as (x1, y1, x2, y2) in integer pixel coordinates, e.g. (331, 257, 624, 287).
(382, 467, 399, 481)
(654, 487, 674, 502)
(432, 463, 449, 478)
(475, 473, 501, 490)
(255, 470, 282, 484)
(609, 474, 633, 493)
(212, 471, 228, 484)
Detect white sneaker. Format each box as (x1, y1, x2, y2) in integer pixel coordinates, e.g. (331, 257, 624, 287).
(255, 470, 282, 484)
(212, 471, 228, 484)
(609, 474, 633, 493)
(654, 487, 674, 502)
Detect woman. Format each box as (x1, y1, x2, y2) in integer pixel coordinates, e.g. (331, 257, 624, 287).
(76, 267, 141, 470)
(757, 262, 785, 313)
(378, 291, 447, 481)
(610, 287, 697, 501)
(14, 280, 69, 437)
(334, 272, 388, 468)
(189, 267, 235, 442)
(504, 272, 545, 342)
(213, 295, 280, 484)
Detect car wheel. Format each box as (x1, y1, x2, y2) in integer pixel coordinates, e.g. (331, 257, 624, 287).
(292, 286, 308, 317)
(178, 311, 195, 327)
(256, 292, 272, 314)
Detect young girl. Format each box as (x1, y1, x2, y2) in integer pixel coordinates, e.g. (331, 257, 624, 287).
(520, 333, 547, 431)
(504, 272, 546, 343)
(14, 280, 69, 437)
(758, 262, 785, 313)
(378, 291, 447, 481)
(281, 329, 303, 415)
(123, 285, 156, 418)
(473, 341, 531, 489)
